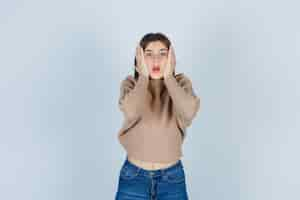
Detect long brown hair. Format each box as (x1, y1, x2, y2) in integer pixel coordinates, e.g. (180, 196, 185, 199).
(134, 32, 176, 80)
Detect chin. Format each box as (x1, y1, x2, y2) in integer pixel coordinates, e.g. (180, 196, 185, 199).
(150, 74, 163, 80)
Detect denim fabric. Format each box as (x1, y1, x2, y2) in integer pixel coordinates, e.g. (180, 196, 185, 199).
(115, 156, 189, 200)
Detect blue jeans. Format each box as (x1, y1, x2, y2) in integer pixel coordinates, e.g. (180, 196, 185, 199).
(115, 156, 189, 200)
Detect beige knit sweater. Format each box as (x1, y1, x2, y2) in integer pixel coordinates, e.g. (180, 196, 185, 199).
(117, 73, 200, 163)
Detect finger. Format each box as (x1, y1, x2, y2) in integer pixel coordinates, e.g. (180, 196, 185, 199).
(136, 45, 139, 57)
(171, 45, 175, 57)
(170, 45, 176, 66)
(167, 45, 171, 64)
(139, 47, 143, 66)
(171, 46, 175, 60)
(140, 46, 145, 61)
(135, 65, 142, 75)
(140, 47, 149, 75)
(136, 46, 141, 66)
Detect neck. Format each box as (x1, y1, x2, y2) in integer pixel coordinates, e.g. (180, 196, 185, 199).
(148, 77, 166, 100)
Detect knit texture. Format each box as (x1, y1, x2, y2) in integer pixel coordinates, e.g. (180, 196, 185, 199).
(117, 73, 200, 163)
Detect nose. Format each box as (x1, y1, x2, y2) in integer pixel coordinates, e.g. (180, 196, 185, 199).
(151, 57, 158, 63)
(151, 54, 163, 61)
(153, 62, 161, 69)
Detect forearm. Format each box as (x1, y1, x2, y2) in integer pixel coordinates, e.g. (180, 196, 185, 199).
(164, 75, 200, 122)
(119, 75, 149, 120)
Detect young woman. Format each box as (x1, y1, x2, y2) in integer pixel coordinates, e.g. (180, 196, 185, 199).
(115, 32, 200, 200)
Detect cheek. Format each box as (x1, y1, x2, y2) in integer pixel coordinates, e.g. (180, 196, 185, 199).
(160, 60, 167, 67)
(145, 59, 152, 68)
(145, 58, 151, 64)
(145, 60, 152, 71)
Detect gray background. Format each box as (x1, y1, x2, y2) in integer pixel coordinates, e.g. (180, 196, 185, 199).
(1, 0, 299, 199)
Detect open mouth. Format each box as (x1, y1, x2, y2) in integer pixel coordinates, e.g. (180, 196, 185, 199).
(152, 67, 160, 73)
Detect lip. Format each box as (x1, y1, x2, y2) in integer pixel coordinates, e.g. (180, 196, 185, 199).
(152, 67, 160, 73)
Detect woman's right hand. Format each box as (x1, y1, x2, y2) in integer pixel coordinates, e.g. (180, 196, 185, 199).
(135, 45, 149, 78)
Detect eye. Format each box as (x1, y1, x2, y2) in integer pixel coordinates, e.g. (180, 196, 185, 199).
(145, 53, 152, 57)
(161, 52, 167, 56)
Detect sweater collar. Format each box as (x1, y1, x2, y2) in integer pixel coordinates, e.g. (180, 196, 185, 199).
(148, 77, 166, 100)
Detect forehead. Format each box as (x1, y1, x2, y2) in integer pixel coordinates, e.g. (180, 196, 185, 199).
(145, 41, 168, 51)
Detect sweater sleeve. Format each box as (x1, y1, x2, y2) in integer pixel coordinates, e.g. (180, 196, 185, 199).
(118, 74, 149, 122)
(164, 73, 200, 128)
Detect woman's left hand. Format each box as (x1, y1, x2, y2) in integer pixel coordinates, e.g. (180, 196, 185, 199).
(163, 45, 176, 79)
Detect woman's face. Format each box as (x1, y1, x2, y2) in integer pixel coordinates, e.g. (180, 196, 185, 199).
(144, 41, 168, 79)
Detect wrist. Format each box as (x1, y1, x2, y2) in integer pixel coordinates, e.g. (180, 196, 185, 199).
(164, 75, 174, 84)
(164, 73, 173, 79)
(139, 73, 149, 81)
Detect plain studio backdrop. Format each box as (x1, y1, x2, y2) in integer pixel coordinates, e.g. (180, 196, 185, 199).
(0, 0, 299, 199)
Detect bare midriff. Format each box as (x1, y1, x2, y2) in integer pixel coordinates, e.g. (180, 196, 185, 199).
(128, 156, 180, 170)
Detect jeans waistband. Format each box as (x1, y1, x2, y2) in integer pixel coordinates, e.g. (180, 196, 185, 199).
(123, 156, 183, 177)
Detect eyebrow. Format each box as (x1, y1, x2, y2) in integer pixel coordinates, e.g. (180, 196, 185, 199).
(145, 48, 168, 52)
